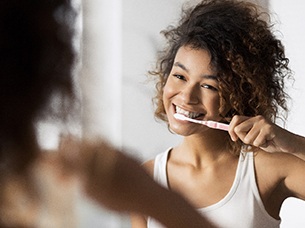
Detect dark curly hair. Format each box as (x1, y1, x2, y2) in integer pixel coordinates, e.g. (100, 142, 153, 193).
(0, 0, 77, 174)
(151, 0, 291, 155)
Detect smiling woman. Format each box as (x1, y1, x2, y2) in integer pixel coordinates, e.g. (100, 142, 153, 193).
(150, 0, 290, 156)
(163, 45, 222, 136)
(130, 0, 305, 228)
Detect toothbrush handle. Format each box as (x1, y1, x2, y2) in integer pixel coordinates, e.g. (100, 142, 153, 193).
(206, 121, 229, 131)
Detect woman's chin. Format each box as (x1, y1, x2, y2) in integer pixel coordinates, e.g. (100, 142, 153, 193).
(169, 124, 195, 136)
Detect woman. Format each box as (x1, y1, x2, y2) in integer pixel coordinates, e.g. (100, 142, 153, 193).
(131, 0, 305, 227)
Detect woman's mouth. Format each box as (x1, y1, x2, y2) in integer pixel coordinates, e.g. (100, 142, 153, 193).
(175, 106, 204, 119)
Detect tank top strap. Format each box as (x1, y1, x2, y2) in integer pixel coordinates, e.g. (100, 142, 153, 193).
(153, 148, 171, 188)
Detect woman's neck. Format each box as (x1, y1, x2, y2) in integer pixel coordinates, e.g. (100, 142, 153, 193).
(174, 130, 233, 166)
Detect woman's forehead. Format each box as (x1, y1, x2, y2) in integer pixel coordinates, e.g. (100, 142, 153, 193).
(173, 45, 216, 75)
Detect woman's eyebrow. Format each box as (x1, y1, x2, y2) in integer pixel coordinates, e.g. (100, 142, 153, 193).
(173, 62, 218, 80)
(173, 62, 189, 73)
(202, 75, 218, 81)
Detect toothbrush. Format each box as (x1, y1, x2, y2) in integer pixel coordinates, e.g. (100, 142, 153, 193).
(174, 113, 229, 131)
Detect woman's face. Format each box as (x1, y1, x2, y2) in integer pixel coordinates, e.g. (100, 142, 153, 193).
(163, 45, 224, 136)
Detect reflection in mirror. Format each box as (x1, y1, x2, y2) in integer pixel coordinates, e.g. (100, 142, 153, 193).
(80, 0, 305, 227)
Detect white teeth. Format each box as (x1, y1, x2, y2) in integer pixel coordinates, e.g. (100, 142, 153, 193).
(175, 106, 201, 119)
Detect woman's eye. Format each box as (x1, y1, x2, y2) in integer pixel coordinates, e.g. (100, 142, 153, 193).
(173, 74, 186, 81)
(202, 84, 218, 91)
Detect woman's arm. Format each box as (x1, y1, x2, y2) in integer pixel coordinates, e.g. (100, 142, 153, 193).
(86, 144, 214, 227)
(282, 153, 305, 200)
(59, 138, 214, 228)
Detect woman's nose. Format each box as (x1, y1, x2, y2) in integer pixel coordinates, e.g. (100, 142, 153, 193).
(180, 83, 200, 104)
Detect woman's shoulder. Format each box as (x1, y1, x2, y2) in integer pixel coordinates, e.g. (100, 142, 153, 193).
(255, 149, 300, 162)
(254, 149, 302, 177)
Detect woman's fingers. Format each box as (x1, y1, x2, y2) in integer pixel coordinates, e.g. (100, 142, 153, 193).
(229, 115, 275, 147)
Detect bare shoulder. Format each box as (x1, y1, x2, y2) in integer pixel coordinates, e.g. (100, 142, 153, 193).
(255, 149, 302, 162)
(142, 159, 155, 177)
(254, 150, 304, 176)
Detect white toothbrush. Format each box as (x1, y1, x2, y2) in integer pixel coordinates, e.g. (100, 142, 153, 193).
(174, 113, 229, 131)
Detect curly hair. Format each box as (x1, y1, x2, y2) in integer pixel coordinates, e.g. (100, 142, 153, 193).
(0, 0, 77, 173)
(150, 0, 291, 155)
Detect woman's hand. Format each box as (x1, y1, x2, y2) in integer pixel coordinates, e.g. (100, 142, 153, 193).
(228, 115, 293, 153)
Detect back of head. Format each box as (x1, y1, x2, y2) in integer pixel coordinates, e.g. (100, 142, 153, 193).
(0, 0, 76, 174)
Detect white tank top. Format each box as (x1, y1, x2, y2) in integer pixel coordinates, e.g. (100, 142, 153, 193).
(147, 148, 281, 228)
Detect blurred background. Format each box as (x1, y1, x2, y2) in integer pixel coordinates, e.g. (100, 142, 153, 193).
(38, 0, 305, 227)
